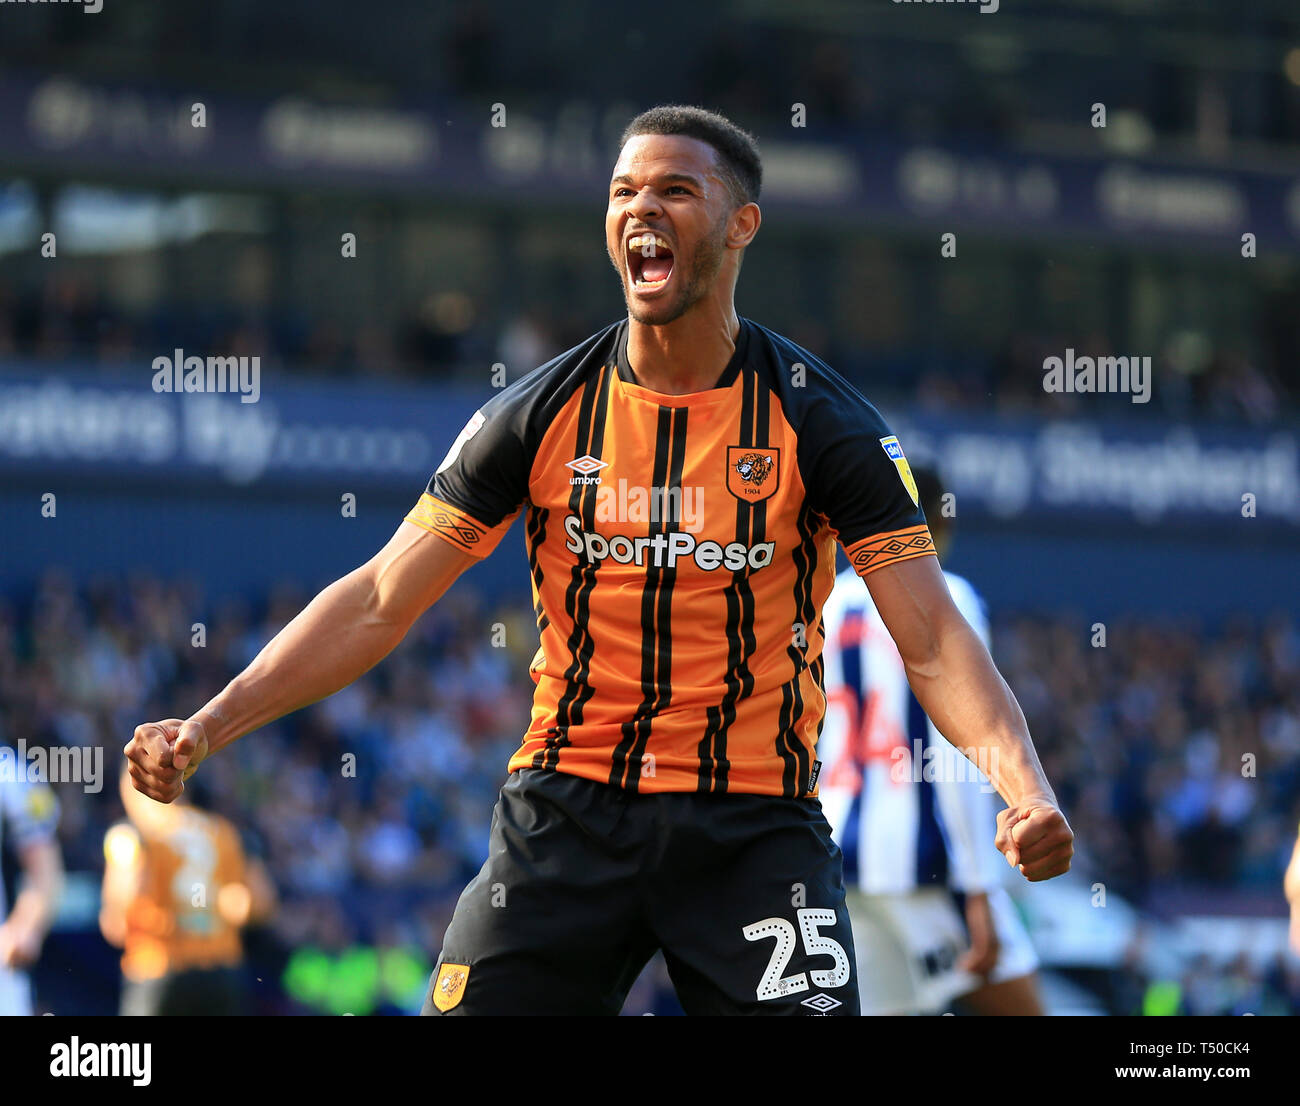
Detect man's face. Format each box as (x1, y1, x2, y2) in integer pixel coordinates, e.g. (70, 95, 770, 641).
(606, 134, 735, 326)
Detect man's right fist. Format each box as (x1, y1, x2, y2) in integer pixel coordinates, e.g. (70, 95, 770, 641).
(123, 718, 209, 803)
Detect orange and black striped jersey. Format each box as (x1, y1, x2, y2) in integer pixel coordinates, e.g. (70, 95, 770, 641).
(104, 809, 246, 982)
(405, 318, 936, 798)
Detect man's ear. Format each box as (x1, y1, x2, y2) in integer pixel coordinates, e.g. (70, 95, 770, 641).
(727, 202, 761, 250)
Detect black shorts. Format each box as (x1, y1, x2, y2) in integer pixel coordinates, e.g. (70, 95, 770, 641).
(423, 767, 858, 1015)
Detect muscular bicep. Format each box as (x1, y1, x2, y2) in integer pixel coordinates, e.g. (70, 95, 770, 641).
(363, 520, 481, 627)
(863, 554, 972, 671)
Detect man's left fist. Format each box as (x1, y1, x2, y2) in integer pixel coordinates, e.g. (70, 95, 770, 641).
(995, 800, 1073, 882)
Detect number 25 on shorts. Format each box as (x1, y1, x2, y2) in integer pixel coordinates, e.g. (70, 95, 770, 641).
(743, 908, 851, 1001)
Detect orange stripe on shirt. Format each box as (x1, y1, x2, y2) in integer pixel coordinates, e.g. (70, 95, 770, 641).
(842, 524, 936, 577)
(404, 492, 513, 558)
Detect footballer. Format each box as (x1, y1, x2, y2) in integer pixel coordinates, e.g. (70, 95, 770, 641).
(124, 105, 1073, 1015)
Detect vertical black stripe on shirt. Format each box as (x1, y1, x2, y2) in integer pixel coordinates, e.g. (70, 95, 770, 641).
(700, 596, 742, 792)
(609, 404, 674, 789)
(537, 363, 611, 771)
(776, 501, 818, 797)
(807, 533, 827, 772)
(697, 370, 758, 793)
(727, 377, 782, 795)
(526, 505, 550, 635)
(626, 406, 688, 788)
(739, 381, 770, 781)
(559, 363, 614, 759)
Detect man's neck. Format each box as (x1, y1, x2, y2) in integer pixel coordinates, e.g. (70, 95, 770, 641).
(625, 302, 741, 396)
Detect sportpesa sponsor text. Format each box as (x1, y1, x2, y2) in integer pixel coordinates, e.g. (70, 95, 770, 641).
(563, 514, 775, 571)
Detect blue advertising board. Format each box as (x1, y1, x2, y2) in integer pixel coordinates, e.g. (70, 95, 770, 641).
(2, 363, 1296, 617)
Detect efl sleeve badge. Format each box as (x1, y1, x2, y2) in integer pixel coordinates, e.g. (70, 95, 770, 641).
(878, 436, 920, 508)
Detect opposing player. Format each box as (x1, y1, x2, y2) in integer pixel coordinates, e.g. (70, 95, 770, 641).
(124, 105, 1072, 1015)
(101, 765, 274, 1015)
(0, 771, 63, 1015)
(819, 467, 1044, 1015)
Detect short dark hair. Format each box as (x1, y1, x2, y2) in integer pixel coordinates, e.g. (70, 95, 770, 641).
(619, 105, 762, 208)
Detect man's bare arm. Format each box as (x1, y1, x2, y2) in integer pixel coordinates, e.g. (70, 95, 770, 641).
(125, 522, 478, 802)
(865, 555, 1073, 881)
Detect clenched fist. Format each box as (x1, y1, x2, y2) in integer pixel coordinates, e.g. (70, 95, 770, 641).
(995, 799, 1073, 882)
(123, 717, 209, 804)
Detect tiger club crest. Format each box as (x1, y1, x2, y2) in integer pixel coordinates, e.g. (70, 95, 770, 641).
(726, 446, 780, 504)
(432, 962, 470, 1012)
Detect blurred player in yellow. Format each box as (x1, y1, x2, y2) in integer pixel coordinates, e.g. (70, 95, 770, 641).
(100, 765, 274, 1015)
(0, 773, 63, 1015)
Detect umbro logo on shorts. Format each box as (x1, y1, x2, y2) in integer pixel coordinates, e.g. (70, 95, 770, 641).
(800, 993, 842, 1014)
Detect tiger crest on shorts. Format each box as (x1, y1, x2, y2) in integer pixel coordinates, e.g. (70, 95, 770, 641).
(727, 446, 780, 504)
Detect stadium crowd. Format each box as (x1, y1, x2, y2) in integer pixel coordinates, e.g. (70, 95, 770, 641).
(0, 272, 1293, 423)
(2, 571, 1298, 1013)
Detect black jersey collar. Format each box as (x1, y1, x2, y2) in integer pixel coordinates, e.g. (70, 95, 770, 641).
(615, 317, 751, 391)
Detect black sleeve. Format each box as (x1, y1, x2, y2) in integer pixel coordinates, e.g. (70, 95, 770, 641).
(419, 325, 616, 526)
(427, 385, 531, 529)
(797, 375, 927, 548)
(405, 335, 605, 556)
(404, 388, 531, 559)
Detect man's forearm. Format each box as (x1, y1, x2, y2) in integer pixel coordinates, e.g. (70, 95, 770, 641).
(194, 567, 413, 754)
(903, 620, 1055, 810)
(124, 524, 474, 802)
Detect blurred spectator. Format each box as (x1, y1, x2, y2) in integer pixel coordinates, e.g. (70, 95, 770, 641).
(2, 571, 1298, 1012)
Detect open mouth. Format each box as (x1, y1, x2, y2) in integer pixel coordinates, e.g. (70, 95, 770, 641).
(626, 233, 675, 294)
